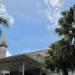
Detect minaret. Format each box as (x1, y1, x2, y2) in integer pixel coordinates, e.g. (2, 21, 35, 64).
(0, 33, 7, 59)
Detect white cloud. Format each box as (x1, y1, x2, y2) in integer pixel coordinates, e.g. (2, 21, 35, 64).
(6, 50, 12, 57)
(49, 0, 61, 6)
(41, 0, 63, 30)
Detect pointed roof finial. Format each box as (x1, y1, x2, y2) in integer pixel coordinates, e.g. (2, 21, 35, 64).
(2, 32, 6, 41)
(0, 32, 8, 47)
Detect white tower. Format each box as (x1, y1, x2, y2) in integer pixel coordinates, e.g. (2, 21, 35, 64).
(0, 33, 7, 59)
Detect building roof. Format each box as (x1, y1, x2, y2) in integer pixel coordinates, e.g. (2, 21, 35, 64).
(0, 54, 41, 71)
(26, 49, 48, 62)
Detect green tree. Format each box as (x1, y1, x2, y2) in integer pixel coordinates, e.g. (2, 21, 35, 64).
(0, 16, 10, 35)
(45, 5, 75, 75)
(0, 16, 10, 25)
(0, 1, 12, 35)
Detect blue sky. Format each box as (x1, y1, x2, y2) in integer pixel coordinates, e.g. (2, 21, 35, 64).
(1, 0, 75, 55)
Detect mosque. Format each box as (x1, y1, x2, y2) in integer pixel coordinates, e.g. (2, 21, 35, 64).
(0, 34, 48, 75)
(0, 34, 75, 75)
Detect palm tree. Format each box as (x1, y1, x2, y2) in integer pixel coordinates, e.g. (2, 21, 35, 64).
(0, 16, 10, 26)
(0, 0, 13, 35)
(0, 14, 10, 35)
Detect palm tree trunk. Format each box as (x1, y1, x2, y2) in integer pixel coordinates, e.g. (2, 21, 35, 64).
(63, 68, 68, 75)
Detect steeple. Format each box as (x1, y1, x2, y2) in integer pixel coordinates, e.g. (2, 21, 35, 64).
(0, 33, 7, 47)
(0, 33, 8, 59)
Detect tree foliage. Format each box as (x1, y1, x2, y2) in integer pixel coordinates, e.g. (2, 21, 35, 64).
(45, 5, 75, 75)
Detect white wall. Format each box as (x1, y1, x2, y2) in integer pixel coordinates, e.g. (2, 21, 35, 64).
(47, 71, 75, 75)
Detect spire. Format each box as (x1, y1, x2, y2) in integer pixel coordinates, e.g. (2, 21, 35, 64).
(0, 33, 8, 47)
